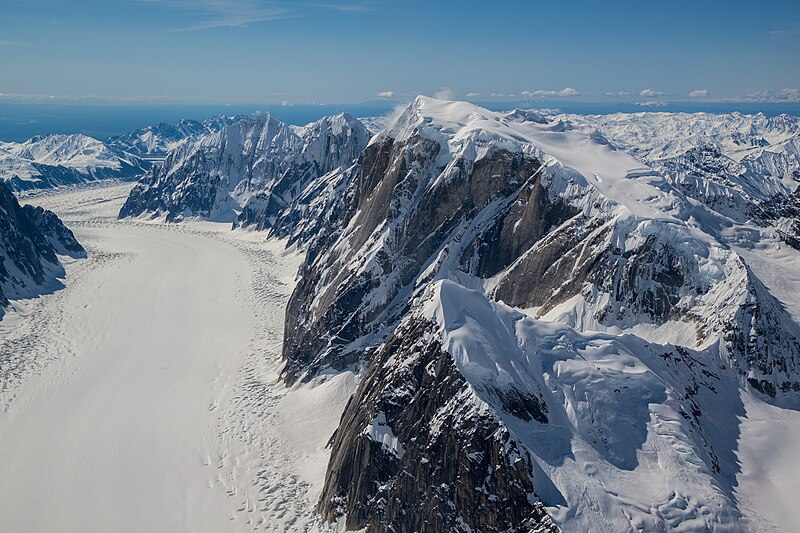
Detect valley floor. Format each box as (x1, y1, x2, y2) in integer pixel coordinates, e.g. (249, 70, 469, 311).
(0, 183, 354, 532)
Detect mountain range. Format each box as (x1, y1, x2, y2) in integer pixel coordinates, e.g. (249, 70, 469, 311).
(3, 98, 800, 531)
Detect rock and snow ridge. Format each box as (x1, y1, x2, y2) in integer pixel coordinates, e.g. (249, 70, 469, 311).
(0, 134, 147, 191)
(0, 181, 84, 313)
(106, 115, 249, 159)
(118, 112, 370, 229)
(107, 97, 800, 531)
(273, 97, 800, 531)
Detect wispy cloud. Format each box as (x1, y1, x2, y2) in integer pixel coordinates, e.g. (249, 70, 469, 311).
(376, 90, 396, 98)
(0, 92, 172, 102)
(521, 87, 580, 99)
(639, 88, 666, 97)
(0, 40, 15, 46)
(770, 23, 800, 38)
(635, 100, 667, 107)
(311, 2, 373, 12)
(605, 91, 631, 98)
(688, 89, 710, 98)
(464, 92, 480, 98)
(143, 0, 371, 31)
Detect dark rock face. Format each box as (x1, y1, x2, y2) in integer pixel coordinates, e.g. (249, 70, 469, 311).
(318, 317, 557, 533)
(0, 182, 84, 308)
(20, 204, 86, 258)
(281, 138, 579, 385)
(720, 263, 800, 394)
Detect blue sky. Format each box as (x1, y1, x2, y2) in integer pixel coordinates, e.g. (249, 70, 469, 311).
(1, 0, 798, 104)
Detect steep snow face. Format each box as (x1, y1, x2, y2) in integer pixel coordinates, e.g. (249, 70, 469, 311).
(119, 113, 370, 227)
(319, 280, 749, 532)
(426, 281, 741, 531)
(0, 134, 146, 191)
(0, 182, 84, 311)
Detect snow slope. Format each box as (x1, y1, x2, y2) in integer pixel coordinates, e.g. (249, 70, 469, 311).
(0, 134, 146, 190)
(0, 184, 350, 532)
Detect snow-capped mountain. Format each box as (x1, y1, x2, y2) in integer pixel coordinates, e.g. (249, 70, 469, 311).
(112, 98, 800, 531)
(118, 113, 370, 226)
(0, 181, 84, 313)
(107, 115, 248, 159)
(273, 97, 800, 531)
(0, 134, 147, 191)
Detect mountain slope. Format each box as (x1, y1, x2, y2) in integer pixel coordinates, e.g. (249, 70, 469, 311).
(118, 113, 370, 226)
(549, 111, 800, 249)
(0, 181, 84, 312)
(0, 134, 146, 191)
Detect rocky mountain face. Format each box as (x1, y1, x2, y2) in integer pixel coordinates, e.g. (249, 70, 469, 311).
(118, 113, 370, 226)
(276, 98, 800, 531)
(0, 181, 84, 312)
(0, 134, 147, 191)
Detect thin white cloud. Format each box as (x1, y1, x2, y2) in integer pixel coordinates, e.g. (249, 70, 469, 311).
(688, 89, 710, 98)
(464, 92, 480, 98)
(0, 92, 172, 102)
(521, 87, 580, 99)
(0, 40, 14, 46)
(376, 91, 396, 98)
(640, 88, 666, 97)
(635, 100, 667, 107)
(605, 91, 631, 98)
(523, 90, 556, 98)
(142, 0, 370, 31)
(770, 23, 800, 38)
(316, 2, 373, 12)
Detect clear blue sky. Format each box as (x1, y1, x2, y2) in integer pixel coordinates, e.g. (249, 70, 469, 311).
(1, 0, 798, 104)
